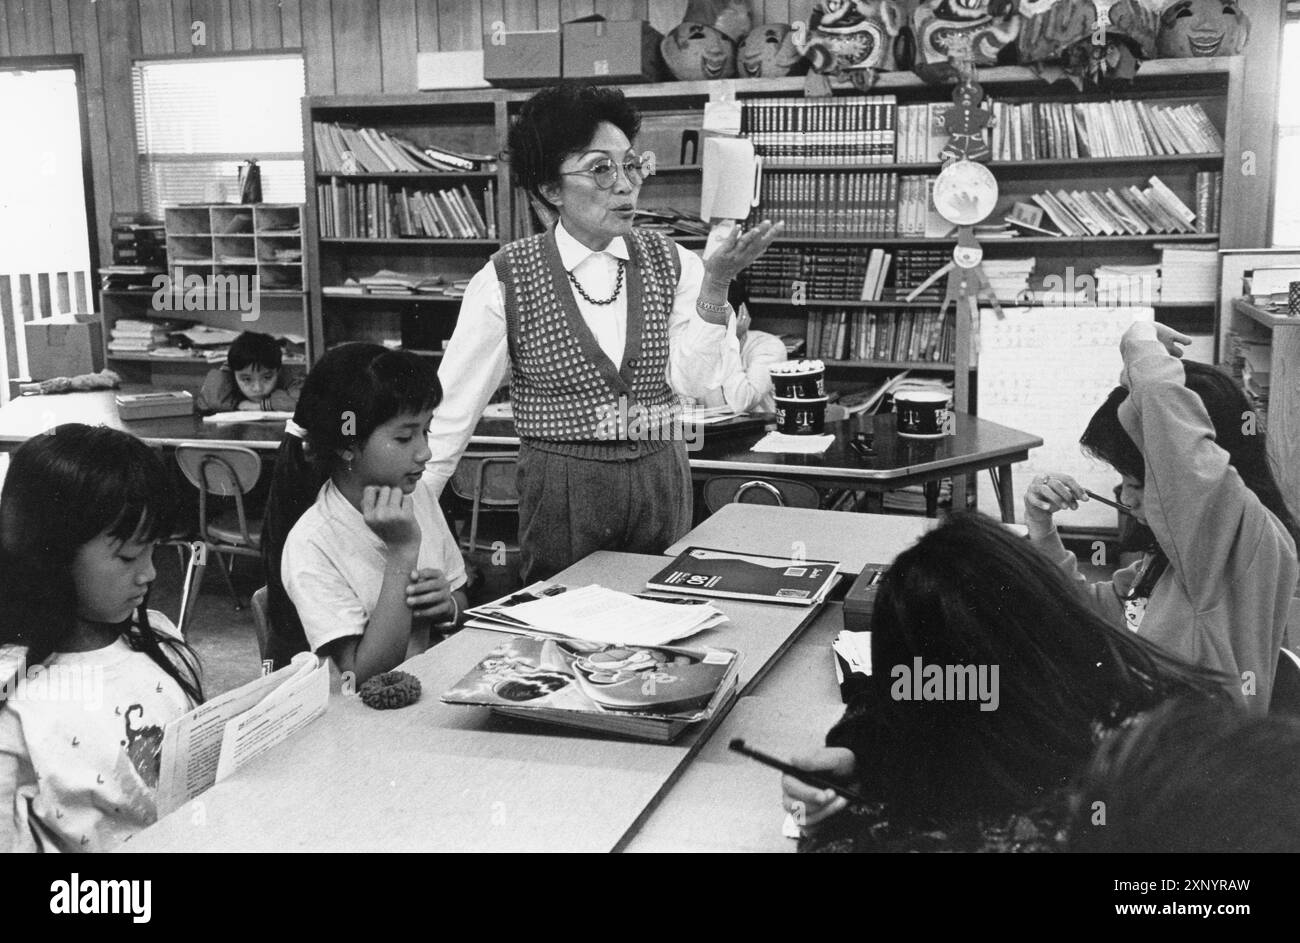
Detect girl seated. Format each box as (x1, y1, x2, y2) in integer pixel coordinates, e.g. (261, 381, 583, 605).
(781, 512, 1224, 853)
(0, 425, 204, 852)
(1024, 321, 1299, 711)
(264, 343, 468, 682)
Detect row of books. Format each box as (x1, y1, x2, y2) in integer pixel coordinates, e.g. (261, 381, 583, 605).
(757, 172, 901, 238)
(322, 269, 472, 299)
(313, 121, 496, 174)
(1019, 176, 1202, 238)
(317, 181, 496, 240)
(742, 95, 898, 165)
(805, 307, 955, 364)
(989, 100, 1223, 161)
(1193, 172, 1223, 233)
(1222, 331, 1270, 427)
(743, 247, 952, 302)
(895, 102, 960, 164)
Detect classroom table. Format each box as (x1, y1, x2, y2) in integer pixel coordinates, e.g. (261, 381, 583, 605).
(0, 390, 285, 451)
(122, 551, 824, 853)
(0, 395, 1041, 523)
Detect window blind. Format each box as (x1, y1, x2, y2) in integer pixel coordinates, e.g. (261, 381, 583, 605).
(133, 55, 306, 218)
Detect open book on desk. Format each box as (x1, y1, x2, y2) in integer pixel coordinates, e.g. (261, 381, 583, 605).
(155, 653, 329, 816)
(464, 582, 728, 647)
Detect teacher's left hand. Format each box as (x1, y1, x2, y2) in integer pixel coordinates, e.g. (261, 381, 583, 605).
(703, 219, 785, 285)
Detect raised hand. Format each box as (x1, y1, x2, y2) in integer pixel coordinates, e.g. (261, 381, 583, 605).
(703, 219, 786, 286)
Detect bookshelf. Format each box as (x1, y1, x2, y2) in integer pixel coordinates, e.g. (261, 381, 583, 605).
(99, 203, 310, 390)
(303, 57, 1248, 418)
(303, 91, 505, 358)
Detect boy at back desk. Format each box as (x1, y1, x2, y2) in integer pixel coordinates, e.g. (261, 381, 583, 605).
(195, 331, 303, 415)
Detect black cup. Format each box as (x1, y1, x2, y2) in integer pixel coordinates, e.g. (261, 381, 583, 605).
(775, 396, 828, 435)
(894, 392, 950, 437)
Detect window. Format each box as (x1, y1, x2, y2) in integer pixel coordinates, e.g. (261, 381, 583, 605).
(1273, 16, 1300, 245)
(133, 55, 306, 218)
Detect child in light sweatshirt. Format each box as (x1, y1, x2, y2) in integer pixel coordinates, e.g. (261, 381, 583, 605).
(1024, 321, 1299, 713)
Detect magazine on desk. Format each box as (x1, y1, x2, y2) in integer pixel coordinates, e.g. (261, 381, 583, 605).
(647, 547, 841, 606)
(442, 635, 741, 742)
(155, 652, 329, 815)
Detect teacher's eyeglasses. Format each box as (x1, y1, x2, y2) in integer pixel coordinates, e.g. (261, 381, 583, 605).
(560, 154, 653, 190)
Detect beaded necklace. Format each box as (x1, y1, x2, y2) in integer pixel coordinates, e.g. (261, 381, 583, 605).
(566, 259, 625, 306)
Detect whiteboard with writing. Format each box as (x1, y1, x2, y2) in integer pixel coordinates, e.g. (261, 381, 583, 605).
(977, 306, 1154, 528)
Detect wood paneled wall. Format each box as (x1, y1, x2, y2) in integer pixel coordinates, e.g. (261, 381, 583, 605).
(0, 0, 1287, 266)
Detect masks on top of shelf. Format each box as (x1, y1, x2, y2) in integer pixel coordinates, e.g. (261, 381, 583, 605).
(802, 0, 907, 90)
(910, 0, 1022, 84)
(737, 23, 807, 78)
(661, 21, 739, 81)
(1156, 0, 1250, 58)
(1016, 0, 1161, 87)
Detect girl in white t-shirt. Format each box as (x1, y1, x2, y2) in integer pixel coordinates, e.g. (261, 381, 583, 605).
(264, 343, 467, 683)
(0, 425, 205, 852)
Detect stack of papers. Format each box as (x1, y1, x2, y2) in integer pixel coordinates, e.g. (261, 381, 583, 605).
(202, 410, 294, 424)
(1158, 244, 1218, 303)
(464, 583, 728, 647)
(750, 431, 835, 454)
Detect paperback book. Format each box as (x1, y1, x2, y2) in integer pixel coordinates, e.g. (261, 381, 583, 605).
(647, 547, 840, 606)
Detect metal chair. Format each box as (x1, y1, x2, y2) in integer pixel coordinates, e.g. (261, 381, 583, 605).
(448, 451, 521, 555)
(174, 540, 207, 639)
(250, 586, 272, 670)
(175, 443, 263, 610)
(703, 475, 822, 513)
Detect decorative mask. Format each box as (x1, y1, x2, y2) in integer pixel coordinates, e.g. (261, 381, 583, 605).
(1017, 0, 1161, 86)
(912, 0, 1022, 83)
(661, 22, 738, 81)
(1157, 0, 1249, 57)
(683, 0, 756, 43)
(803, 0, 904, 91)
(738, 23, 807, 77)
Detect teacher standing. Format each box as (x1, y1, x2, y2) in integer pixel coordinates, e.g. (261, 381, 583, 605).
(425, 83, 782, 582)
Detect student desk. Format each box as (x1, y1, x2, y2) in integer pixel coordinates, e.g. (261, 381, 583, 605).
(0, 390, 284, 452)
(121, 551, 824, 853)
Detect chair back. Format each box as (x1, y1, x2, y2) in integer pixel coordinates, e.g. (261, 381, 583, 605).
(449, 452, 520, 507)
(175, 444, 262, 497)
(703, 475, 821, 513)
(1273, 648, 1300, 716)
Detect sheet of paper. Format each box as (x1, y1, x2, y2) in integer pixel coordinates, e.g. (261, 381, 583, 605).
(202, 410, 294, 424)
(976, 305, 1154, 526)
(496, 585, 727, 646)
(750, 432, 835, 454)
(156, 653, 324, 815)
(700, 136, 758, 220)
(214, 656, 329, 783)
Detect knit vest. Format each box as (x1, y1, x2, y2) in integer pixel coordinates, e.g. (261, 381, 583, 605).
(493, 227, 682, 455)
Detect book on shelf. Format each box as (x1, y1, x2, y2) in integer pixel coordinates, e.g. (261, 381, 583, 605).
(990, 99, 1221, 161)
(805, 307, 956, 364)
(440, 634, 741, 743)
(646, 547, 841, 606)
(313, 121, 496, 174)
(317, 179, 495, 239)
(1024, 176, 1202, 237)
(742, 95, 897, 166)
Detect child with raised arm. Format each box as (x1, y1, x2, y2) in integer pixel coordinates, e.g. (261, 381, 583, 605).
(0, 425, 204, 852)
(1024, 321, 1299, 712)
(263, 343, 467, 681)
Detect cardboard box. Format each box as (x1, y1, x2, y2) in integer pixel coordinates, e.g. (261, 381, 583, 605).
(482, 30, 562, 87)
(417, 51, 489, 90)
(563, 19, 661, 83)
(24, 314, 104, 380)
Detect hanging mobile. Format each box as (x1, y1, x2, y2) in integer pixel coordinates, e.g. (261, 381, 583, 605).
(905, 44, 1005, 325)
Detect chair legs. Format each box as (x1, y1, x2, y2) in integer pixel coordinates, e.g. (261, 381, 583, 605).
(212, 550, 245, 611)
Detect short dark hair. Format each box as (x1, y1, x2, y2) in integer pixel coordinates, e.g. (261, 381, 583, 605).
(1070, 698, 1300, 852)
(227, 331, 283, 372)
(507, 82, 641, 210)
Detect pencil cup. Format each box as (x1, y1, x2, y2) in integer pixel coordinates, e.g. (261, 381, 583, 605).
(775, 396, 828, 435)
(770, 360, 826, 400)
(894, 391, 951, 438)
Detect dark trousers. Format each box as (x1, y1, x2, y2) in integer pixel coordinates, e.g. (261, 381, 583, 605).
(516, 440, 692, 583)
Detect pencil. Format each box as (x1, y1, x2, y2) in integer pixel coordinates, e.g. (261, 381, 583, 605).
(1083, 489, 1136, 516)
(729, 739, 872, 806)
